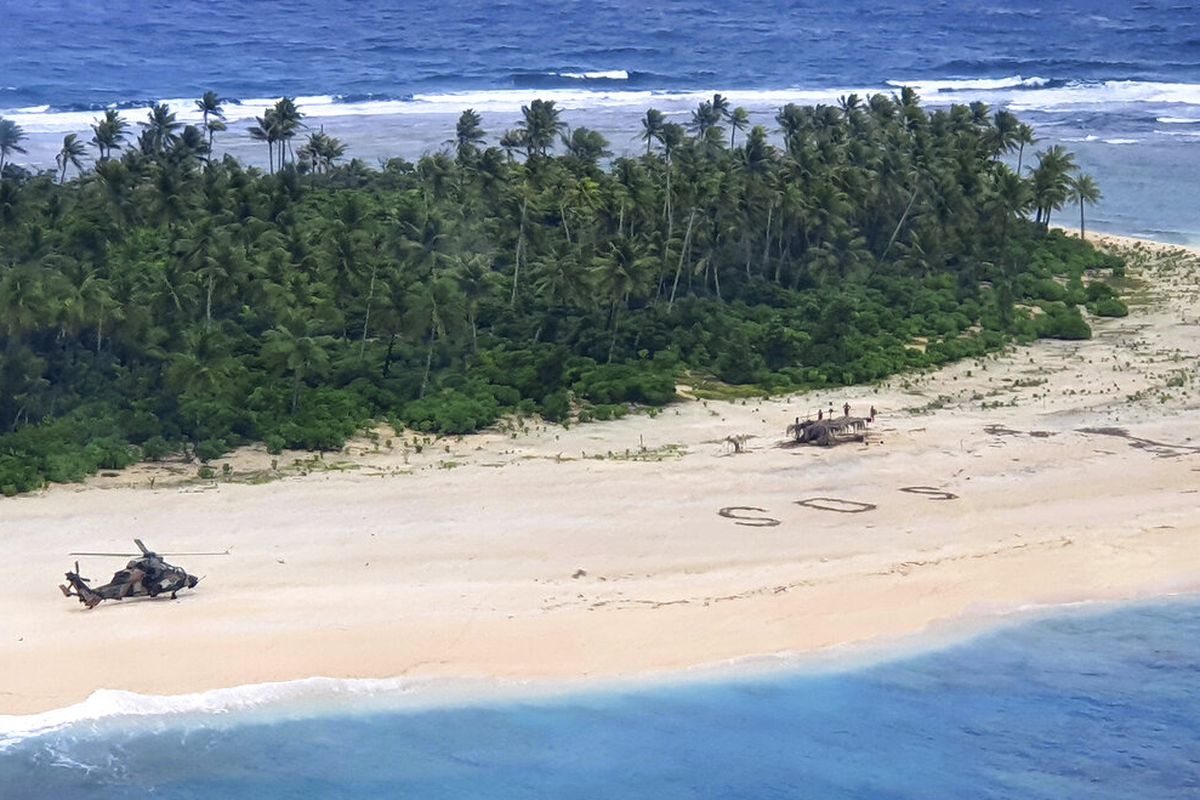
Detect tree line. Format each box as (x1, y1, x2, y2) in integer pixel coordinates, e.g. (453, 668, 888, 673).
(0, 90, 1122, 495)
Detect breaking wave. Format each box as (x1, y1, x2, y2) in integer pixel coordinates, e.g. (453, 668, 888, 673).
(4, 77, 1200, 136)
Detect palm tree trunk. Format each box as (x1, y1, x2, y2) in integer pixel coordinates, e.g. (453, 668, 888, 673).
(1080, 203, 1086, 240)
(419, 328, 436, 398)
(205, 274, 214, 330)
(511, 196, 528, 308)
(382, 332, 396, 377)
(607, 300, 622, 363)
(761, 203, 773, 275)
(880, 183, 920, 262)
(669, 210, 697, 307)
(359, 263, 377, 359)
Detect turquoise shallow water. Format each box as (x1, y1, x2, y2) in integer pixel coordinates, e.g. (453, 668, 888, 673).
(3, 599, 1198, 799)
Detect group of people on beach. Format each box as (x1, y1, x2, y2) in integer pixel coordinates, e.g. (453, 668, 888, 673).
(816, 404, 877, 422)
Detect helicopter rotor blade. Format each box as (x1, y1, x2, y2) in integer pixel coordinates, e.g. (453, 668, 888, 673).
(68, 548, 231, 557)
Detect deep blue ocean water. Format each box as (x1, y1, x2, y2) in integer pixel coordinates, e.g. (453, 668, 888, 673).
(2, 599, 1199, 799)
(2, 0, 1199, 242)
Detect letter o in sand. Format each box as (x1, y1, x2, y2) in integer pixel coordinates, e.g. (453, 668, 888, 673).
(718, 506, 782, 527)
(795, 497, 877, 514)
(899, 486, 959, 501)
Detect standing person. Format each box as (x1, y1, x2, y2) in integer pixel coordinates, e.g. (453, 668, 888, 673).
(843, 402, 850, 417)
(817, 409, 823, 421)
(870, 405, 877, 422)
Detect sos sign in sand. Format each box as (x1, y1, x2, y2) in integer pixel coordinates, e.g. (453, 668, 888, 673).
(718, 487, 957, 526)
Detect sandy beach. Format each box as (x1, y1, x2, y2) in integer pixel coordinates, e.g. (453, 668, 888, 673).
(1, 233, 1197, 716)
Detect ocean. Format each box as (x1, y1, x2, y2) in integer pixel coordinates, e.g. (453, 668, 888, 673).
(2, 599, 1198, 798)
(2, 0, 1199, 243)
(3, 3, 1200, 795)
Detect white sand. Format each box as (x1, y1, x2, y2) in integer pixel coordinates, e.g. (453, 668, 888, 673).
(1, 233, 1198, 715)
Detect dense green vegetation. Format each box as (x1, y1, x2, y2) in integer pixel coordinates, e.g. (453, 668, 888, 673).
(0, 92, 1124, 495)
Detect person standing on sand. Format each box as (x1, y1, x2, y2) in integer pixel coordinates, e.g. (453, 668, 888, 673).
(843, 402, 850, 417)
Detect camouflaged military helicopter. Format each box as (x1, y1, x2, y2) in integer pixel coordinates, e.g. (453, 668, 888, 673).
(60, 539, 226, 609)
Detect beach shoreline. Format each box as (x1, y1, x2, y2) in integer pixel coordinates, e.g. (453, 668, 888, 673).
(1, 233, 1198, 717)
(4, 590, 1197, 746)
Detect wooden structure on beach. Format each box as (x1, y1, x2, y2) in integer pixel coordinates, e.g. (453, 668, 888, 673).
(787, 415, 870, 447)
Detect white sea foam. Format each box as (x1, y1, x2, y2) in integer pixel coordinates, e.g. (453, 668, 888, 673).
(1006, 80, 1200, 112)
(557, 69, 630, 80)
(1101, 138, 1139, 145)
(886, 74, 1050, 93)
(0, 675, 508, 751)
(3, 79, 1200, 137)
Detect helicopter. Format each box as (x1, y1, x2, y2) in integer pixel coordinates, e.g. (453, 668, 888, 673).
(59, 539, 227, 609)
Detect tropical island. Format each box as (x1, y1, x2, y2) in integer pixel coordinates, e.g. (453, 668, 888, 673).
(2, 92, 1200, 718)
(0, 91, 1119, 495)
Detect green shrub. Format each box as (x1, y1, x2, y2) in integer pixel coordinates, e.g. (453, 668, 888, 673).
(1090, 297, 1129, 317)
(142, 436, 174, 462)
(195, 439, 229, 462)
(1037, 304, 1092, 340)
(400, 389, 500, 434)
(572, 363, 676, 405)
(590, 404, 628, 421)
(540, 391, 571, 422)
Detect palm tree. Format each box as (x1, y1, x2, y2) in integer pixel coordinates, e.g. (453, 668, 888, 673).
(1014, 123, 1037, 174)
(517, 98, 565, 158)
(728, 107, 750, 148)
(1068, 172, 1102, 240)
(271, 97, 305, 167)
(0, 118, 28, 174)
(640, 108, 665, 155)
(594, 236, 654, 361)
(55, 134, 87, 183)
(990, 109, 1020, 159)
(404, 276, 464, 397)
(261, 315, 333, 413)
(196, 91, 227, 152)
(1030, 145, 1076, 229)
(298, 129, 346, 174)
(453, 109, 486, 163)
(689, 100, 720, 137)
(562, 127, 611, 166)
(90, 109, 128, 162)
(248, 112, 281, 173)
(139, 102, 183, 155)
(453, 252, 494, 354)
